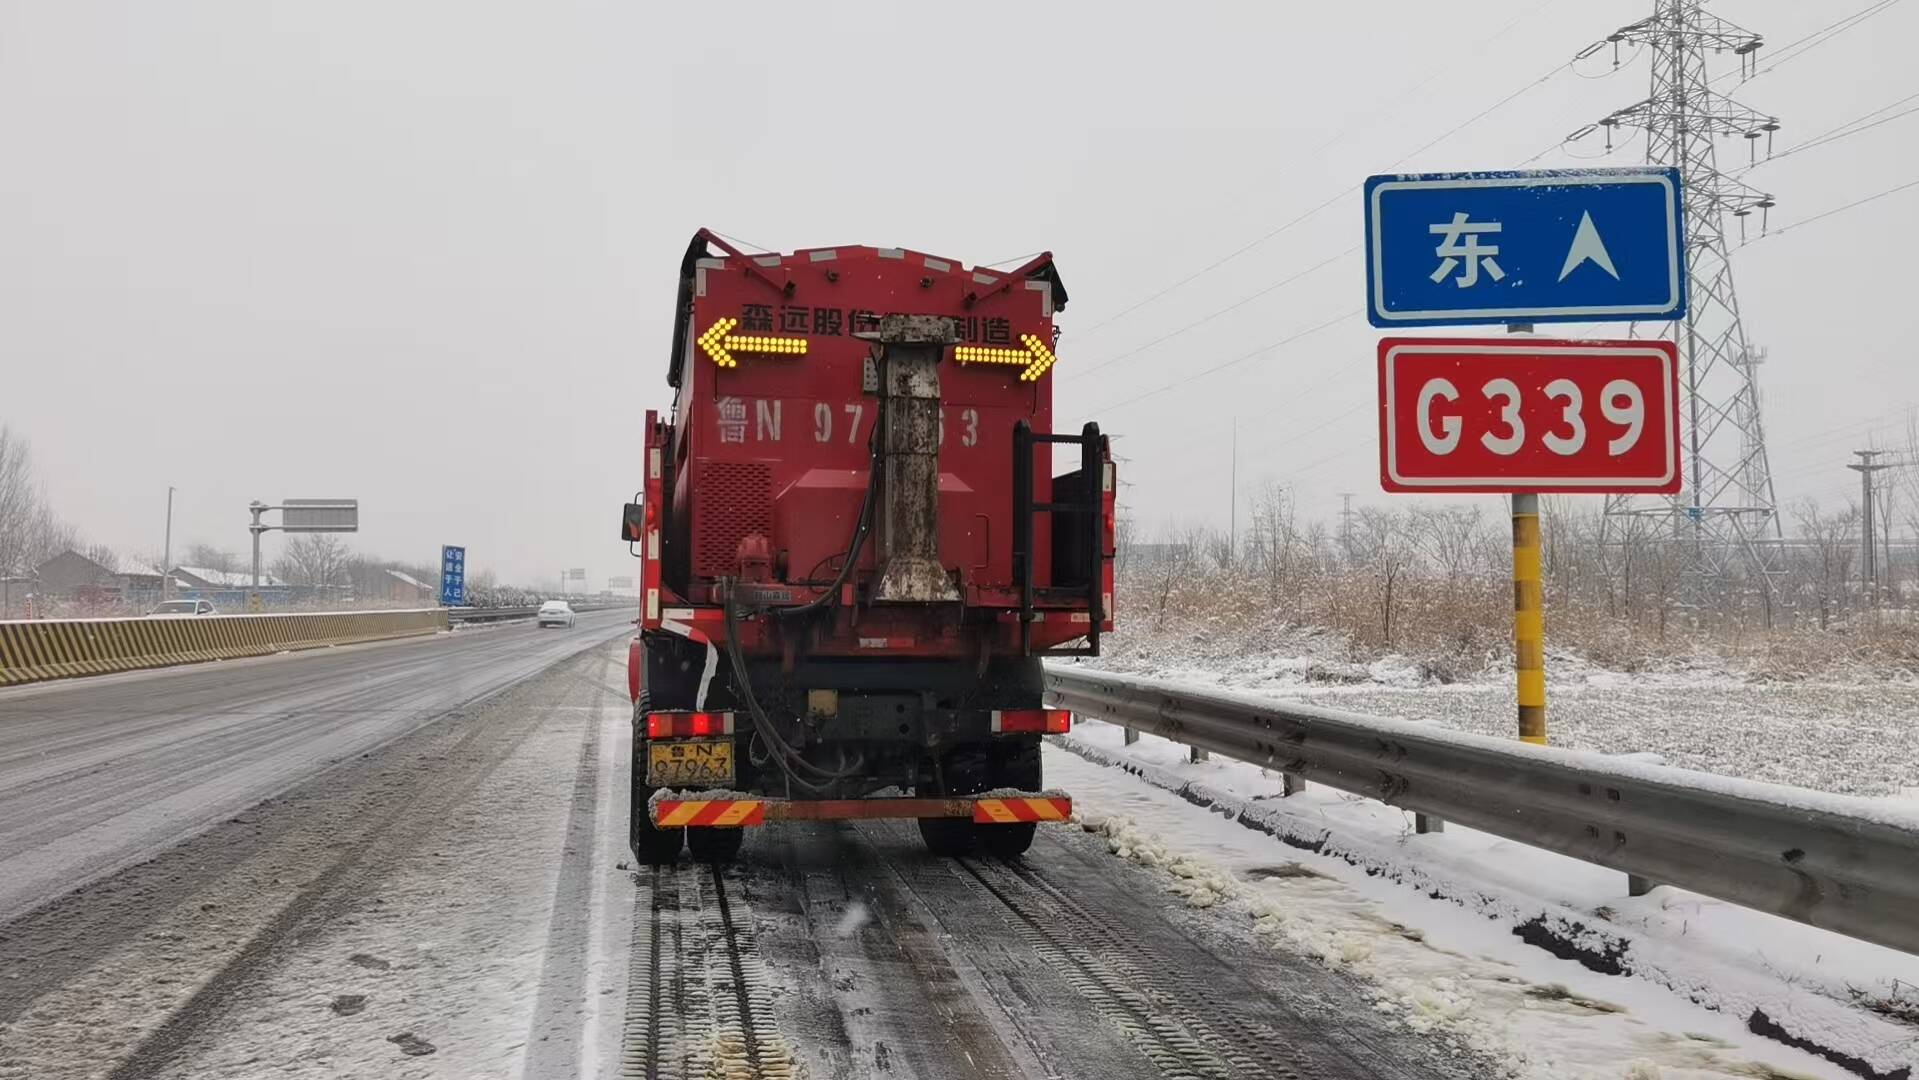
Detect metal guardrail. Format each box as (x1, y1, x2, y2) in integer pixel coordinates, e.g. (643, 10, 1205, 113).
(444, 603, 626, 625)
(1045, 667, 1919, 957)
(445, 606, 540, 624)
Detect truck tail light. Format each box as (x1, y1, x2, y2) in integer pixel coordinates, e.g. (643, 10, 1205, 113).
(647, 711, 735, 740)
(990, 709, 1071, 735)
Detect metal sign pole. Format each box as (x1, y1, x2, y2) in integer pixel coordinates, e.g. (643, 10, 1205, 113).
(1513, 491, 1546, 745)
(1507, 322, 1547, 747)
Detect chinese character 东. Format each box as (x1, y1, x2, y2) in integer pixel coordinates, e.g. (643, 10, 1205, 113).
(1429, 212, 1505, 288)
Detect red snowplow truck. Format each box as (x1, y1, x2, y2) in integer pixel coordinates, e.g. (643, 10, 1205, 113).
(619, 229, 1113, 864)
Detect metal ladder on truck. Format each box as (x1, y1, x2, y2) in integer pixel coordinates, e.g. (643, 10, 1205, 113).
(1011, 420, 1104, 658)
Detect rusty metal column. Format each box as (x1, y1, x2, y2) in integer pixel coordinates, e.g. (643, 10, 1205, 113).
(872, 314, 960, 603)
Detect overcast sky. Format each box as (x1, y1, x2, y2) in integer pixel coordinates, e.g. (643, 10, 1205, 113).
(4, 0, 1915, 586)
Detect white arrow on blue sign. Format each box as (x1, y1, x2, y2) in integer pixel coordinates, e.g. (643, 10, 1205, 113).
(1364, 167, 1686, 328)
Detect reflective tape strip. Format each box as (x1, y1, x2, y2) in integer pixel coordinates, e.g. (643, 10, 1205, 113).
(653, 800, 765, 828)
(971, 797, 1072, 824)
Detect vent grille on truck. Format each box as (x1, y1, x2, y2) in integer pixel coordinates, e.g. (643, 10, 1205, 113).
(693, 460, 774, 577)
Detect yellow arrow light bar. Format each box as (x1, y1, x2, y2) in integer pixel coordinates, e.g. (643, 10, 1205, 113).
(954, 345, 1028, 366)
(1018, 334, 1057, 382)
(954, 335, 1060, 381)
(697, 317, 809, 369)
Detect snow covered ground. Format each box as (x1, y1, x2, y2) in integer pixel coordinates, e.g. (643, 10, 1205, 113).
(1047, 723, 1919, 1080)
(1079, 643, 1919, 797)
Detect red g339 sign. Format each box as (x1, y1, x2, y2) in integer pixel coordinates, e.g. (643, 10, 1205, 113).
(1378, 337, 1681, 494)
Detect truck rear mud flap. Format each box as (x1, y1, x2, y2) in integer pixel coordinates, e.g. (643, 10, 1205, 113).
(649, 792, 1072, 829)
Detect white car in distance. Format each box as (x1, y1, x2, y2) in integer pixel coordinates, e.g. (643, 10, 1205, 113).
(147, 599, 217, 617)
(537, 600, 576, 629)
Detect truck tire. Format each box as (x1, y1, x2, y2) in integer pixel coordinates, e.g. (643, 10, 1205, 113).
(978, 737, 1041, 859)
(630, 693, 683, 865)
(687, 826, 744, 864)
(918, 747, 988, 857)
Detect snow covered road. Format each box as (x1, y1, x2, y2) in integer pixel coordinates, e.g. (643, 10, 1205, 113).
(3, 628, 1909, 1079)
(0, 608, 636, 922)
(0, 633, 1491, 1080)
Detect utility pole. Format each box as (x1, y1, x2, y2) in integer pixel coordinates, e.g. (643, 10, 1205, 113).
(1850, 451, 1895, 605)
(249, 501, 268, 589)
(1880, 483, 1898, 603)
(1338, 493, 1356, 559)
(1229, 417, 1238, 567)
(1584, 1, 1783, 580)
(162, 486, 176, 602)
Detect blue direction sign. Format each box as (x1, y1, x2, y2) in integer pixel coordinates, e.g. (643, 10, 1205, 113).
(1364, 167, 1685, 328)
(439, 545, 466, 606)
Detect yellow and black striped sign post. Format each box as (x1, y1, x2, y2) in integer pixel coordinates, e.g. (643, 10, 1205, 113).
(1512, 493, 1546, 746)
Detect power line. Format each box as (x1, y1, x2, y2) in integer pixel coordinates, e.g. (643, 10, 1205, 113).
(712, 230, 775, 254)
(1192, 0, 1571, 228)
(1072, 59, 1572, 339)
(1756, 174, 1919, 239)
(1073, 188, 1356, 339)
(1063, 247, 1358, 384)
(1727, 0, 1906, 81)
(982, 249, 1044, 269)
(1741, 90, 1919, 172)
(1075, 310, 1359, 417)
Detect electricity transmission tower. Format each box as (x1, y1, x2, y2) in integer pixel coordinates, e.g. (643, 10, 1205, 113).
(1578, 0, 1783, 576)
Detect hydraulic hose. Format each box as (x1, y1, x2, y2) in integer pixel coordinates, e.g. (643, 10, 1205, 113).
(720, 579, 865, 794)
(773, 420, 883, 619)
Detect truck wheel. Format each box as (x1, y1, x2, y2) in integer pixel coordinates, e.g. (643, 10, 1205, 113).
(918, 747, 987, 857)
(630, 694, 683, 865)
(978, 738, 1041, 859)
(687, 826, 744, 864)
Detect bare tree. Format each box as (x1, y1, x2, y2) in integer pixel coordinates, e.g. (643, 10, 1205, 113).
(274, 534, 352, 588)
(1147, 523, 1209, 628)
(1790, 498, 1858, 631)
(1413, 504, 1493, 598)
(0, 427, 76, 582)
(182, 543, 242, 574)
(1350, 507, 1416, 647)
(0, 426, 31, 576)
(1246, 480, 1301, 607)
(81, 543, 120, 572)
(1113, 513, 1138, 583)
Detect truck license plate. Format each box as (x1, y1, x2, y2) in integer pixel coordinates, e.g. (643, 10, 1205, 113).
(647, 739, 735, 787)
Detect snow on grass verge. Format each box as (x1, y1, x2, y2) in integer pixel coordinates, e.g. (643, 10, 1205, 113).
(1049, 724, 1919, 1080)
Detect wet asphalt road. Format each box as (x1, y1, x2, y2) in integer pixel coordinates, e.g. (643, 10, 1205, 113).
(0, 609, 634, 922)
(0, 625, 1489, 1080)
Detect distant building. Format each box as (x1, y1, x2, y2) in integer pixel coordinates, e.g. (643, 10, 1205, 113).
(340, 563, 436, 606)
(171, 566, 286, 590)
(34, 551, 120, 596)
(29, 551, 173, 610)
(169, 565, 292, 609)
(376, 568, 435, 605)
